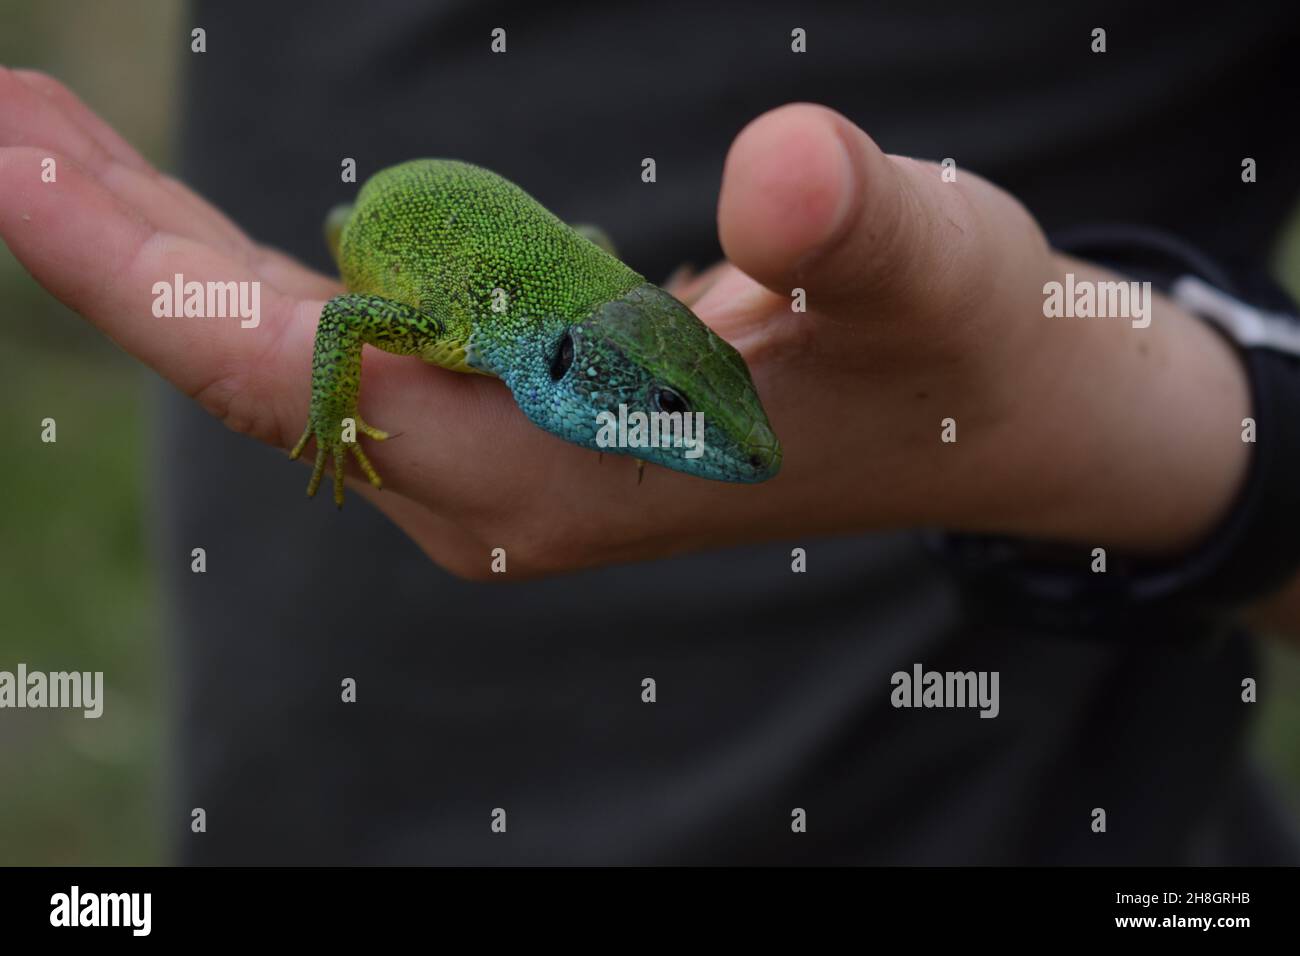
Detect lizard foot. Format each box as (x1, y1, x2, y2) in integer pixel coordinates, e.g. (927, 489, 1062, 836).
(289, 411, 388, 508)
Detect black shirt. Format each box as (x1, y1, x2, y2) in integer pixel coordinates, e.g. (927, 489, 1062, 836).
(166, 0, 1300, 863)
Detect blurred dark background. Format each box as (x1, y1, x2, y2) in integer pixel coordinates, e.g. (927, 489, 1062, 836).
(1, 0, 1299, 863)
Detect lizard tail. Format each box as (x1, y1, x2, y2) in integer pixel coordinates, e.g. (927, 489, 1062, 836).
(324, 204, 353, 266)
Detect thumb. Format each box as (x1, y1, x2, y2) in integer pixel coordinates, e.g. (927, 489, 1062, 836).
(717, 104, 996, 321)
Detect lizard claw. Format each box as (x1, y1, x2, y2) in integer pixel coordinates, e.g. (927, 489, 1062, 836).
(289, 411, 387, 507)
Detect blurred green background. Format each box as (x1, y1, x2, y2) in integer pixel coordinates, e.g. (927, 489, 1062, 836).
(0, 0, 180, 864)
(2, 0, 1300, 864)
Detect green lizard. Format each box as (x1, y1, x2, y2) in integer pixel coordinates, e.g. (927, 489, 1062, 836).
(290, 159, 782, 506)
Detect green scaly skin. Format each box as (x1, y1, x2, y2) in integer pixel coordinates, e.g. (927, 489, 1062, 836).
(290, 159, 782, 506)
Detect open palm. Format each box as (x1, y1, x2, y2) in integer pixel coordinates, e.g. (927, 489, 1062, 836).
(0, 69, 812, 578)
(4, 69, 1244, 579)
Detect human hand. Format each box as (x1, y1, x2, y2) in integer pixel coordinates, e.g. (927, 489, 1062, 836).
(0, 73, 1249, 578)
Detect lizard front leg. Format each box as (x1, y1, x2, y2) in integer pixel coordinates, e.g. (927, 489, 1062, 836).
(289, 292, 447, 507)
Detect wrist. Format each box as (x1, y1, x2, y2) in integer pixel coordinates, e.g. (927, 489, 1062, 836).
(967, 252, 1251, 555)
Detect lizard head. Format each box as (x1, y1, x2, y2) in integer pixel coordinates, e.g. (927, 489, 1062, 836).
(510, 283, 782, 483)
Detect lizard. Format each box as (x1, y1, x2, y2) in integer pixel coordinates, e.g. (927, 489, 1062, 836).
(290, 159, 782, 506)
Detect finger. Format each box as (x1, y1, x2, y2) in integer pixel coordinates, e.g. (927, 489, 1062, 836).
(687, 265, 792, 360)
(668, 260, 730, 308)
(251, 242, 342, 301)
(0, 67, 253, 263)
(0, 145, 294, 402)
(717, 103, 999, 320)
(12, 68, 152, 172)
(2, 67, 337, 301)
(662, 262, 695, 295)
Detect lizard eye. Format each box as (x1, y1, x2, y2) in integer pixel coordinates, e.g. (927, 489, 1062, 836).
(652, 386, 690, 415)
(549, 332, 574, 381)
